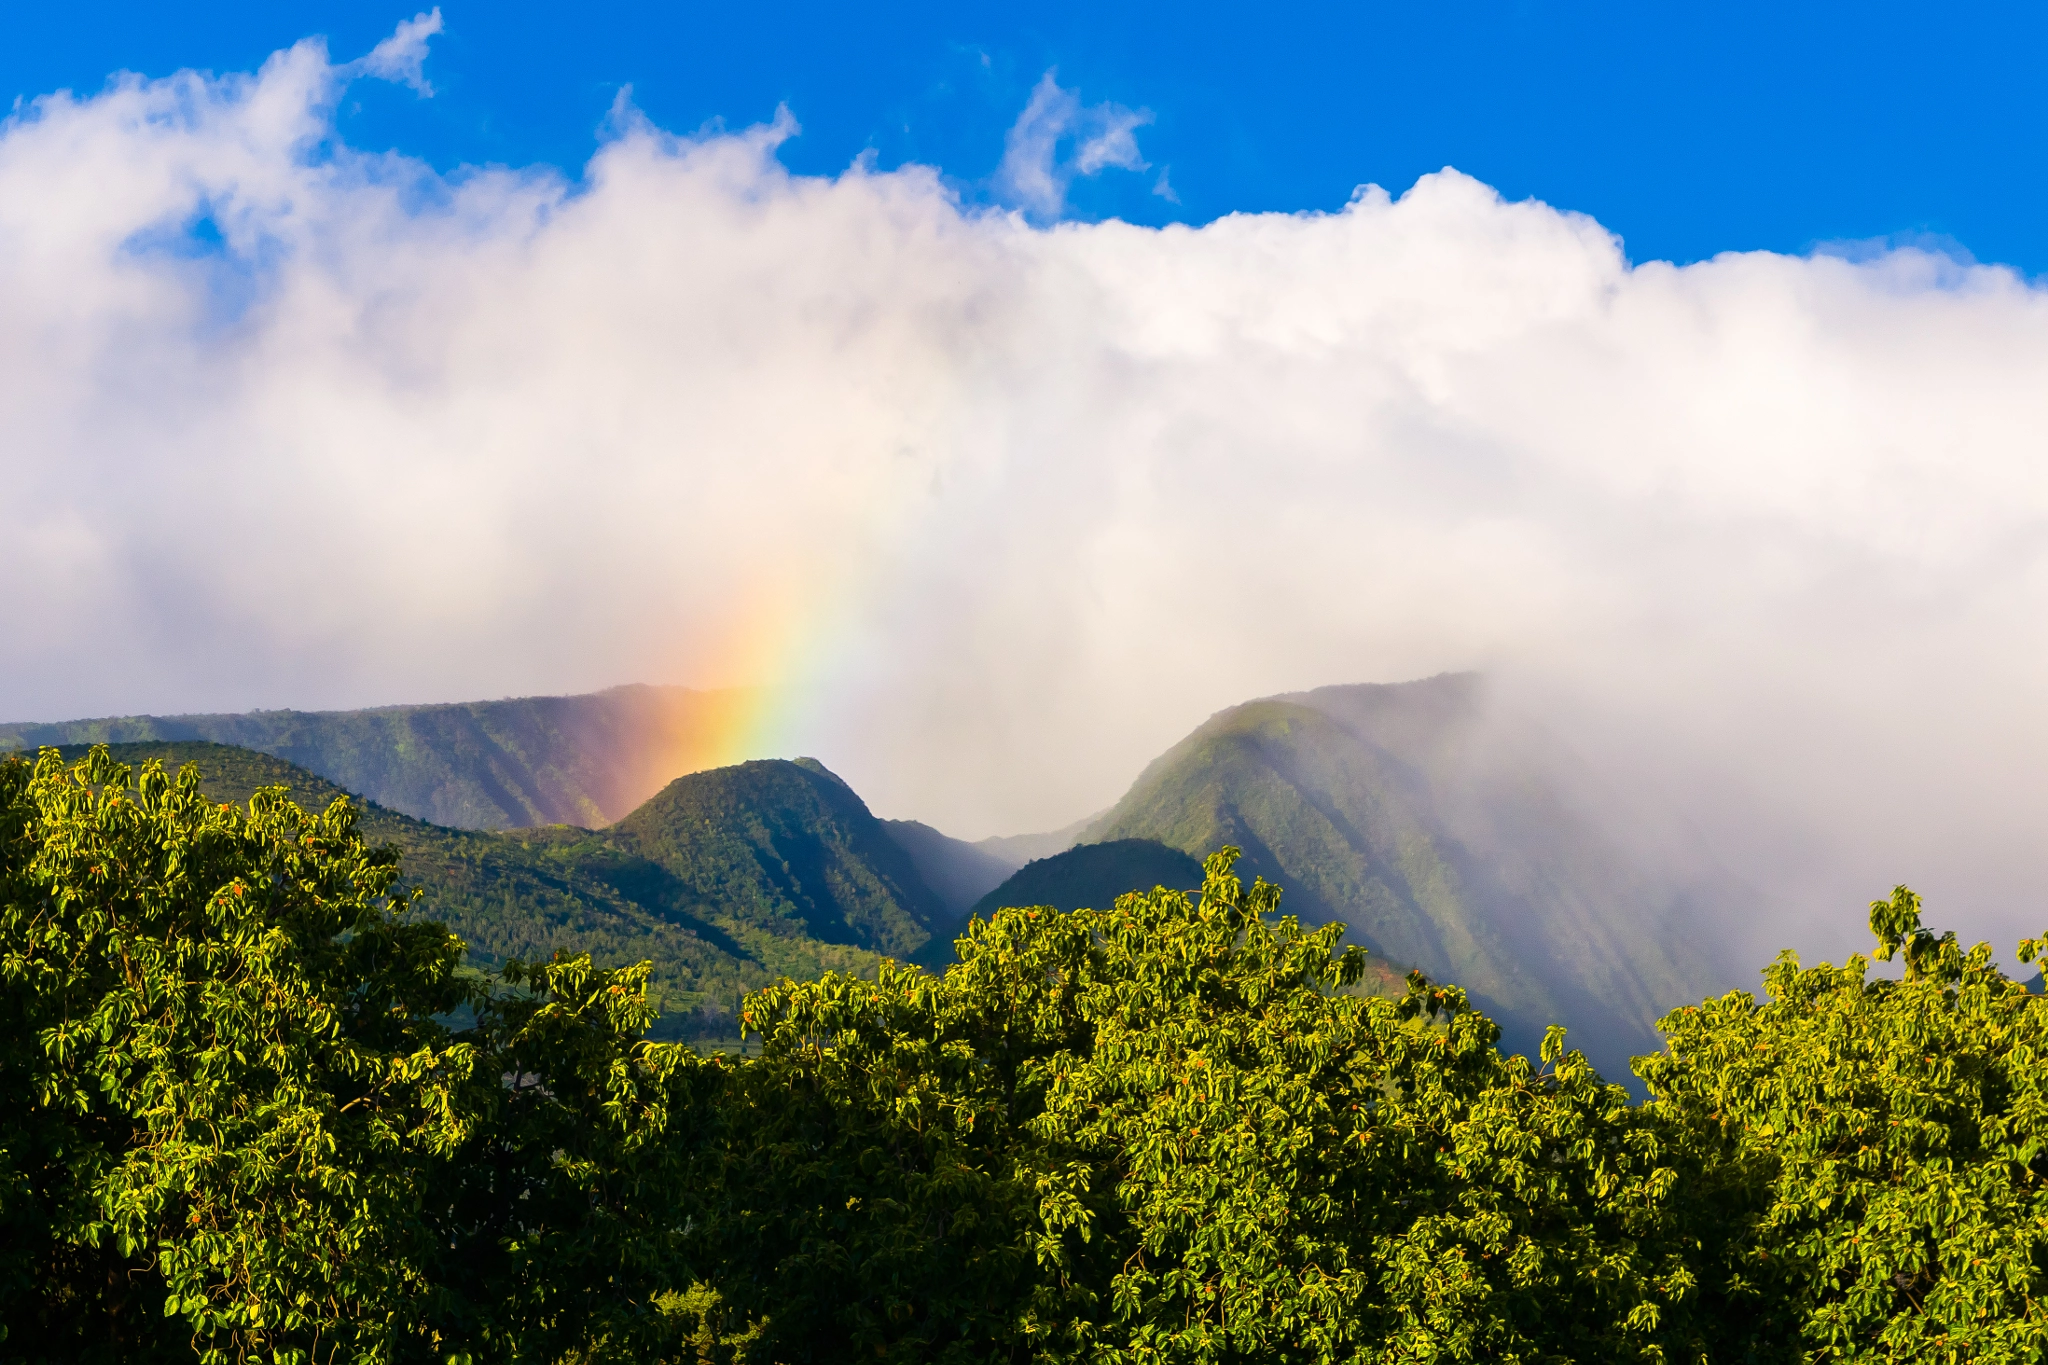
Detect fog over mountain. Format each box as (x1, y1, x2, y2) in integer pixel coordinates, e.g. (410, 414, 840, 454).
(1079, 675, 1744, 1078)
(5, 21, 2048, 968)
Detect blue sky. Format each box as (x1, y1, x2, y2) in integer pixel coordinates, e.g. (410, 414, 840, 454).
(5, 1, 2045, 269)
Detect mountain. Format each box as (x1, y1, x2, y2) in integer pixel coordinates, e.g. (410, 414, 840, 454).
(974, 813, 1100, 867)
(599, 758, 949, 962)
(1083, 674, 1741, 1076)
(970, 839, 1203, 920)
(27, 674, 1745, 1074)
(881, 819, 1021, 919)
(4, 685, 756, 830)
(35, 742, 946, 1041)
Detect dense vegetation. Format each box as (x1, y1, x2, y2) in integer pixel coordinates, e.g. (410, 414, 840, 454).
(604, 756, 948, 961)
(8, 745, 2048, 1363)
(50, 744, 938, 1041)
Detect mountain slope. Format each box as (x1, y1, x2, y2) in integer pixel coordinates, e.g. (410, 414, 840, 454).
(881, 819, 1021, 919)
(36, 742, 931, 1040)
(7, 684, 757, 830)
(601, 758, 949, 961)
(969, 839, 1204, 920)
(1085, 675, 1737, 1075)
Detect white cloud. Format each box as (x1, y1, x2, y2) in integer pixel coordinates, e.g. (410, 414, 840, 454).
(3, 35, 2048, 964)
(996, 70, 1152, 219)
(349, 9, 443, 95)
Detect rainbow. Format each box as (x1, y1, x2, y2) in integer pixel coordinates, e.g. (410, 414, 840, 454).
(608, 573, 864, 812)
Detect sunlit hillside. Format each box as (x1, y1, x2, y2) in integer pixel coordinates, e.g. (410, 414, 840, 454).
(12, 684, 762, 829)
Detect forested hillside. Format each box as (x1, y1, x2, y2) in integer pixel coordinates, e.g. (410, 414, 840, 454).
(12, 683, 755, 829)
(60, 742, 939, 1039)
(1085, 674, 1738, 1075)
(602, 757, 951, 962)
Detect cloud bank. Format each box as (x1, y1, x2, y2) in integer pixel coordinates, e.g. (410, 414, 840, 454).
(5, 26, 2048, 960)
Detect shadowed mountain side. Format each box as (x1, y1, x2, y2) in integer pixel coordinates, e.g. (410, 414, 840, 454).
(8, 684, 759, 831)
(1084, 675, 1736, 1077)
(882, 818, 1021, 919)
(40, 742, 921, 1041)
(970, 839, 1204, 920)
(607, 758, 949, 962)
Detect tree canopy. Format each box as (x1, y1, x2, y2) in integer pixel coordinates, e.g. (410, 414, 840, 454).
(5, 745, 2048, 1362)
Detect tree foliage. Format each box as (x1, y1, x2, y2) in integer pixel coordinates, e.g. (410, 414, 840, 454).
(1, 745, 484, 1361)
(0, 748, 703, 1364)
(1642, 886, 2048, 1361)
(8, 745, 2048, 1363)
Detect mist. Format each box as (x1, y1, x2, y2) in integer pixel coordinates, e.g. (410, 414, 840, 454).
(4, 24, 2047, 967)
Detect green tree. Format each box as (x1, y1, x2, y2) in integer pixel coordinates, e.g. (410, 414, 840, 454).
(1641, 886, 2048, 1362)
(420, 951, 722, 1364)
(0, 747, 714, 1365)
(719, 850, 1709, 1364)
(0, 746, 487, 1362)
(1016, 851, 1707, 1364)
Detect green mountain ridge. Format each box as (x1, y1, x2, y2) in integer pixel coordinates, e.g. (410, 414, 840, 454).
(27, 673, 1748, 1075)
(47, 742, 945, 1040)
(1082, 674, 1738, 1075)
(9, 684, 756, 830)
(604, 758, 948, 961)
